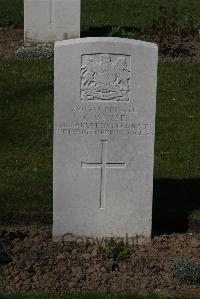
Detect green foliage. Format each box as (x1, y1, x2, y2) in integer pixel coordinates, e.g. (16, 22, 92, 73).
(151, 6, 180, 47)
(101, 239, 129, 262)
(172, 258, 200, 284)
(16, 47, 54, 60)
(189, 209, 200, 221)
(107, 6, 199, 55)
(82, 0, 200, 30)
(109, 26, 136, 39)
(181, 15, 200, 37)
(0, 0, 23, 26)
(0, 60, 53, 221)
(1, 0, 200, 31)
(155, 62, 200, 179)
(150, 6, 199, 50)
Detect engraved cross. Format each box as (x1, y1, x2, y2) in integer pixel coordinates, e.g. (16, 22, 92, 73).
(81, 140, 126, 209)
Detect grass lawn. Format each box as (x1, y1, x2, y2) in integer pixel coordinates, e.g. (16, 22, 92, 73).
(0, 0, 200, 29)
(0, 60, 199, 227)
(0, 0, 199, 229)
(0, 61, 53, 220)
(155, 62, 200, 178)
(0, 0, 23, 27)
(81, 0, 200, 29)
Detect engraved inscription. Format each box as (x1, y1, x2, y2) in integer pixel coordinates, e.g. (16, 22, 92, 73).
(56, 104, 153, 136)
(81, 54, 131, 102)
(81, 140, 126, 209)
(57, 122, 152, 136)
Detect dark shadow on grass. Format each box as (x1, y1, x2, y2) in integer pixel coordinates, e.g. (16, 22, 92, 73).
(81, 26, 112, 37)
(152, 178, 200, 235)
(81, 26, 139, 37)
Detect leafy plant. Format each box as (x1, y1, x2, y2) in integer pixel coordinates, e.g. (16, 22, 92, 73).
(188, 209, 200, 233)
(151, 6, 179, 49)
(180, 15, 200, 37)
(150, 6, 199, 50)
(101, 239, 129, 263)
(16, 47, 54, 60)
(172, 258, 200, 284)
(109, 26, 136, 39)
(189, 209, 200, 222)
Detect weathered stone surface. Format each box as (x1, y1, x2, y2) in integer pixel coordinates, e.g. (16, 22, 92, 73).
(53, 37, 158, 241)
(24, 0, 80, 44)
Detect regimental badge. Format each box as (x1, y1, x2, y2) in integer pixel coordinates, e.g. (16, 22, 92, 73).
(81, 54, 131, 101)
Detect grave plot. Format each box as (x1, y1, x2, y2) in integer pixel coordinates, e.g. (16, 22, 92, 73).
(53, 37, 158, 241)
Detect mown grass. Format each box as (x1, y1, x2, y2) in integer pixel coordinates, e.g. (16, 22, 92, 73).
(0, 294, 199, 299)
(189, 209, 200, 221)
(0, 60, 199, 225)
(0, 0, 200, 29)
(0, 0, 23, 26)
(155, 62, 200, 179)
(82, 0, 200, 29)
(0, 61, 53, 219)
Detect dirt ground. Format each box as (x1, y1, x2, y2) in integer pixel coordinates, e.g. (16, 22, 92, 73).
(0, 27, 24, 59)
(0, 27, 200, 61)
(0, 225, 200, 297)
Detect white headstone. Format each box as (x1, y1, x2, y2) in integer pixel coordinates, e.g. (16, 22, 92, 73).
(24, 0, 80, 44)
(53, 37, 158, 243)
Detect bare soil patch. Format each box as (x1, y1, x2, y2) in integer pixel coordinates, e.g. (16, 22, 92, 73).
(0, 27, 23, 59)
(0, 225, 200, 297)
(159, 38, 200, 62)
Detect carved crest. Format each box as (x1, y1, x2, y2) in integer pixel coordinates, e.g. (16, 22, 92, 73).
(81, 54, 130, 101)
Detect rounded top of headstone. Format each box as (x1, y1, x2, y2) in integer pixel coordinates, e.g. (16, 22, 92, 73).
(55, 37, 158, 50)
